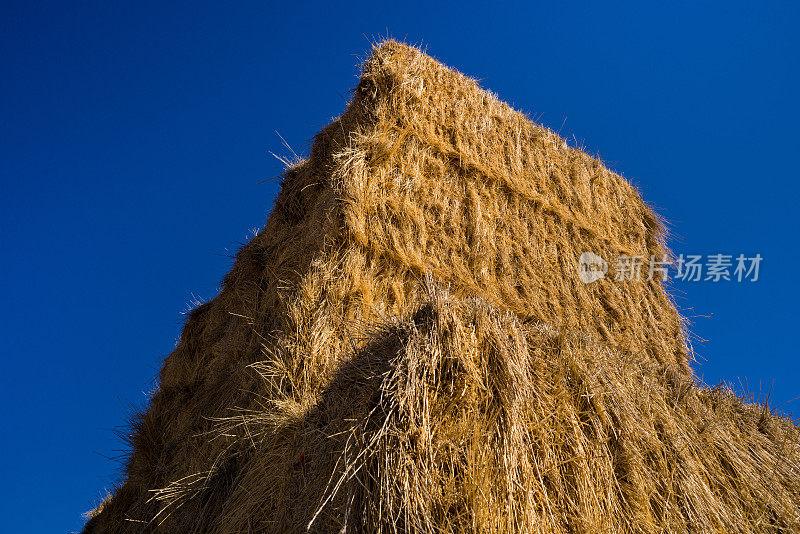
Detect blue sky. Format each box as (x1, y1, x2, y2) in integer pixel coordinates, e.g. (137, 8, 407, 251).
(1, 2, 798, 532)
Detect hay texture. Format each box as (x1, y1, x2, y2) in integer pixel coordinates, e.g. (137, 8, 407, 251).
(84, 42, 800, 533)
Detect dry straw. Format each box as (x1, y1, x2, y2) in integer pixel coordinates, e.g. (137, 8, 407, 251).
(84, 41, 800, 533)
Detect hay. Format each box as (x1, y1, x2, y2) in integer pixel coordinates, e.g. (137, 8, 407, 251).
(83, 41, 800, 533)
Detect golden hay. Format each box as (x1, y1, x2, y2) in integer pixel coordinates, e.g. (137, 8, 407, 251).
(83, 41, 800, 533)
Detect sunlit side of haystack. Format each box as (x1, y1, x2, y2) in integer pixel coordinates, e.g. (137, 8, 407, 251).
(84, 42, 800, 533)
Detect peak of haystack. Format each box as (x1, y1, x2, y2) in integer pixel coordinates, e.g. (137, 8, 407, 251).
(84, 41, 800, 533)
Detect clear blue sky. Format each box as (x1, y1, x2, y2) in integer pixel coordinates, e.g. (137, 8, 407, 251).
(1, 2, 797, 532)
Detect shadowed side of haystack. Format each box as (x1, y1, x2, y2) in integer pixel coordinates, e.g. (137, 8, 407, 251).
(84, 42, 800, 533)
(82, 81, 375, 531)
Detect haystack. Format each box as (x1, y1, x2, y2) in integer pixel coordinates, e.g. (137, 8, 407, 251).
(84, 41, 800, 533)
